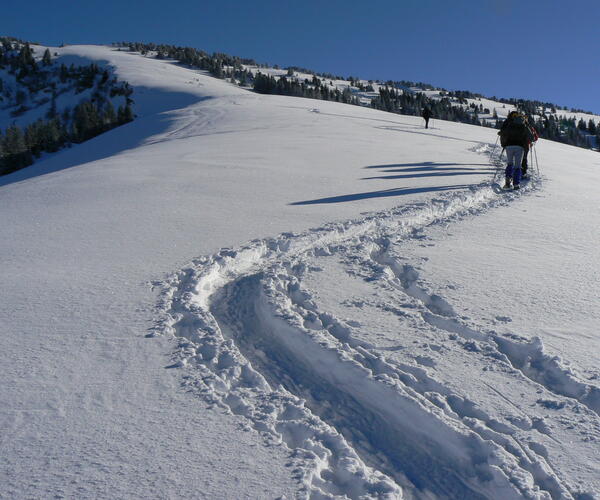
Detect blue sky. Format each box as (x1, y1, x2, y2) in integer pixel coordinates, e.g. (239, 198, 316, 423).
(3, 0, 599, 113)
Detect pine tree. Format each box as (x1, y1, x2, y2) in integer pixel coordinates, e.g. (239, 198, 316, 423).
(117, 103, 134, 125)
(103, 101, 116, 128)
(2, 125, 33, 172)
(587, 119, 597, 135)
(18, 43, 36, 68)
(123, 102, 134, 123)
(42, 48, 52, 66)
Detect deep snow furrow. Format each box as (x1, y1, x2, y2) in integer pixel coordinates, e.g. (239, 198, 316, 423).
(163, 266, 402, 498)
(213, 271, 528, 499)
(270, 262, 572, 499)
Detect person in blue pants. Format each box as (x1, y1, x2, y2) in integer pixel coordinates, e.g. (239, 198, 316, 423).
(498, 111, 534, 190)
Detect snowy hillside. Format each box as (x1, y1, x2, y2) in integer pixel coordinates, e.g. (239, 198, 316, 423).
(236, 59, 600, 148)
(240, 63, 600, 126)
(123, 41, 600, 152)
(1, 45, 599, 499)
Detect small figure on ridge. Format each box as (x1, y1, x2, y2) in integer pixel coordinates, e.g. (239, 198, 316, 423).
(422, 107, 433, 129)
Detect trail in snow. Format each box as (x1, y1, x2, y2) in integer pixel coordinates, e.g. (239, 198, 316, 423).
(156, 145, 599, 499)
(371, 242, 600, 418)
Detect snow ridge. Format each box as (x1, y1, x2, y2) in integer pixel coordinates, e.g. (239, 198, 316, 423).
(156, 147, 597, 498)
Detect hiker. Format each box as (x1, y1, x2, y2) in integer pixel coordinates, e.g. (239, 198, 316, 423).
(422, 107, 432, 129)
(498, 111, 534, 190)
(521, 116, 539, 179)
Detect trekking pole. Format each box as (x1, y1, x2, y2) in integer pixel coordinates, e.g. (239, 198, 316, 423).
(530, 147, 534, 178)
(493, 146, 505, 184)
(490, 136, 500, 163)
(533, 144, 540, 175)
(488, 136, 500, 181)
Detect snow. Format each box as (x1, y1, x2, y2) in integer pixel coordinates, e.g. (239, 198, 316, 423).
(1, 45, 599, 499)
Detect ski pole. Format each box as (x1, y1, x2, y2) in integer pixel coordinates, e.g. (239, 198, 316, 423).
(529, 146, 533, 178)
(490, 136, 500, 163)
(533, 144, 540, 175)
(494, 147, 506, 184)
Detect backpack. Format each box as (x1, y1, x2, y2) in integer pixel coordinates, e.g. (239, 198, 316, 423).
(500, 115, 529, 147)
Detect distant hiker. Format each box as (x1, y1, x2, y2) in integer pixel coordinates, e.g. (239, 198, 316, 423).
(498, 111, 534, 190)
(422, 107, 433, 129)
(521, 116, 539, 179)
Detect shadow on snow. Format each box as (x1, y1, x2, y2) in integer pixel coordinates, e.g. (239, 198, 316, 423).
(290, 184, 471, 205)
(362, 162, 495, 180)
(0, 87, 207, 189)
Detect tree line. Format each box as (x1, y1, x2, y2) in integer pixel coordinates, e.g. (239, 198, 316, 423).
(1, 38, 135, 175)
(371, 87, 484, 126)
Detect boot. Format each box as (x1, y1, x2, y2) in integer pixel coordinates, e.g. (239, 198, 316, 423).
(503, 177, 512, 189)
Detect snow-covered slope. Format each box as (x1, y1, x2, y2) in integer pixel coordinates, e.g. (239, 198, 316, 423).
(1, 45, 598, 499)
(242, 64, 600, 136)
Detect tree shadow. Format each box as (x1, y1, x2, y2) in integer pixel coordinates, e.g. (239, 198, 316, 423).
(290, 184, 470, 205)
(0, 87, 207, 189)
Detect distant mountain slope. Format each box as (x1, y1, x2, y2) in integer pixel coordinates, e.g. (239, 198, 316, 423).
(124, 40, 600, 152)
(3, 37, 598, 180)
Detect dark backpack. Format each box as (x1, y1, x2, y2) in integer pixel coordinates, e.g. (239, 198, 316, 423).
(500, 116, 528, 147)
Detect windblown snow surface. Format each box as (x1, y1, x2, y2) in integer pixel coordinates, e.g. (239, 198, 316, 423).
(1, 46, 599, 499)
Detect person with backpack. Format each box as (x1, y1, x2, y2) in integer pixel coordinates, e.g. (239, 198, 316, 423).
(422, 107, 433, 129)
(498, 111, 534, 189)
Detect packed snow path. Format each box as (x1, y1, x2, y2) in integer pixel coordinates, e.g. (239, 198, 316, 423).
(159, 155, 599, 499)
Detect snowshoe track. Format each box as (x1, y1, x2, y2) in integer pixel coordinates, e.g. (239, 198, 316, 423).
(156, 144, 599, 498)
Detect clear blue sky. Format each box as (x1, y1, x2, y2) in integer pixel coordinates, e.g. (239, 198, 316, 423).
(3, 0, 599, 113)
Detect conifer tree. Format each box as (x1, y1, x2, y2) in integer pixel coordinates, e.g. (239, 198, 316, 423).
(587, 119, 597, 135)
(2, 125, 33, 172)
(123, 103, 134, 123)
(42, 48, 52, 66)
(103, 101, 117, 128)
(18, 43, 36, 68)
